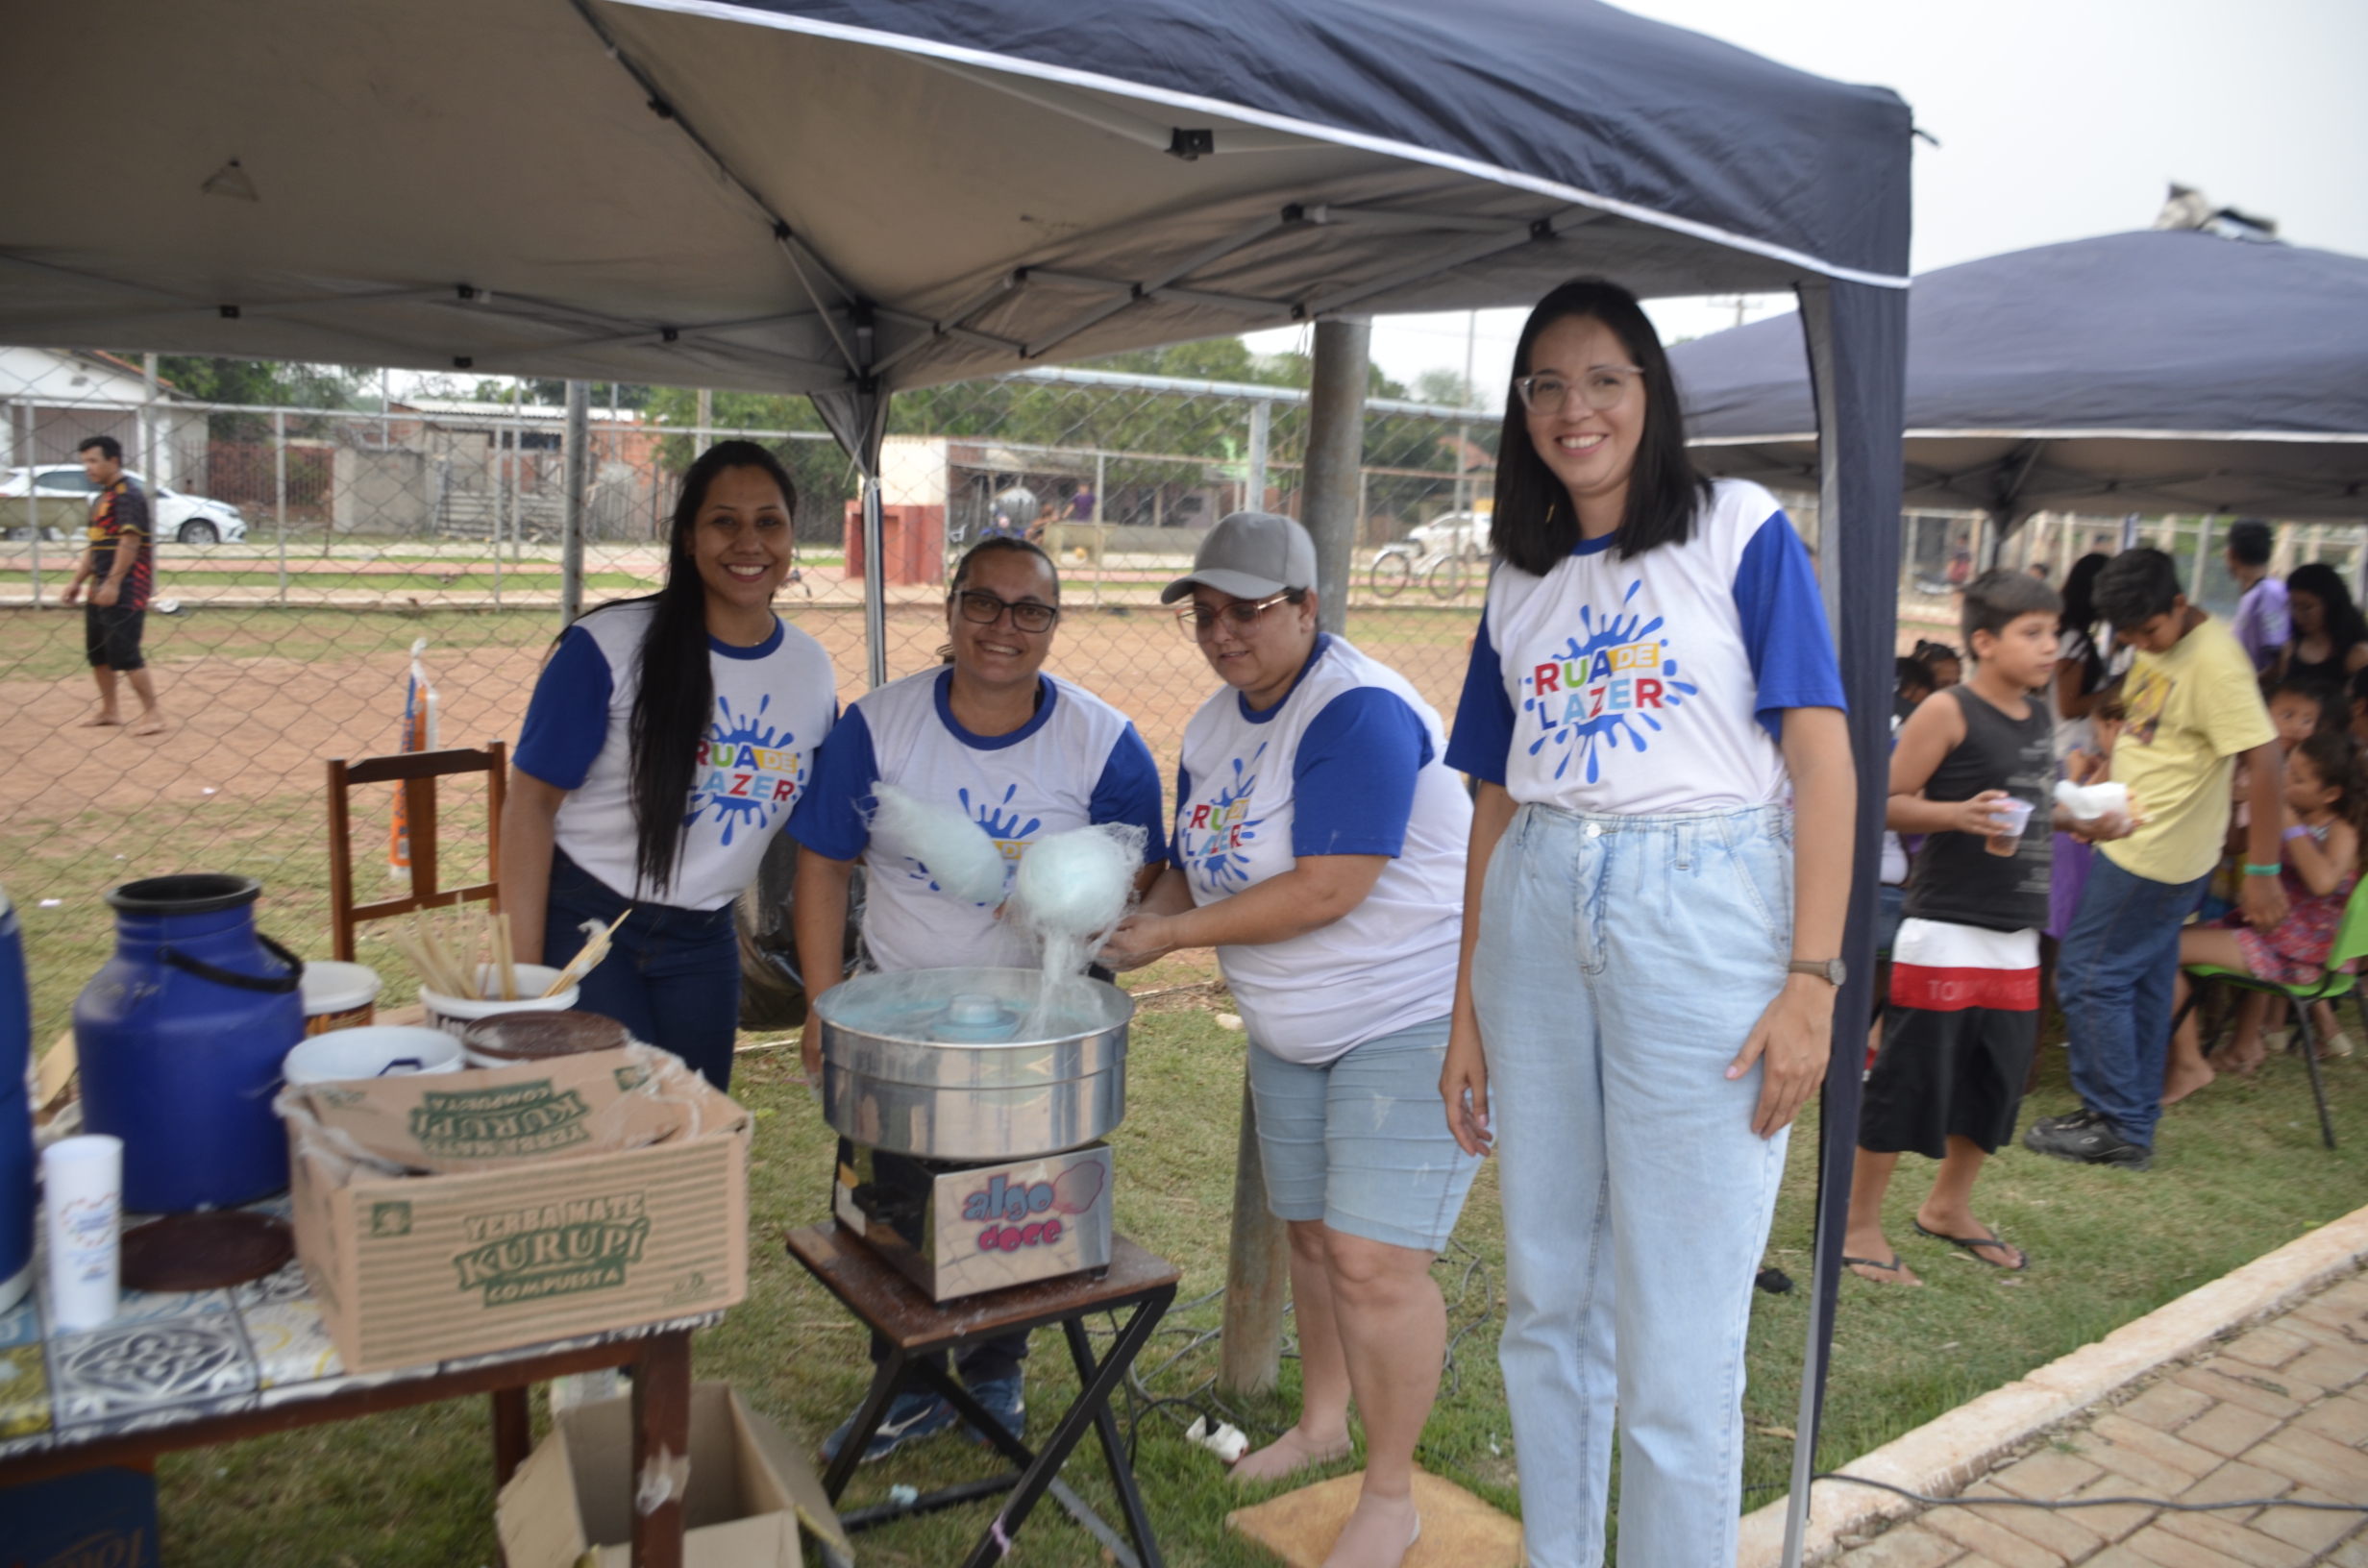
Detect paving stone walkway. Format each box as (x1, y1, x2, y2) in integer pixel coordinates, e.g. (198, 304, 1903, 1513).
(1829, 1272, 2368, 1568)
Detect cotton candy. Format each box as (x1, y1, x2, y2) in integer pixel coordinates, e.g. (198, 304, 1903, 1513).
(866, 782, 1010, 905)
(1010, 823, 1145, 939)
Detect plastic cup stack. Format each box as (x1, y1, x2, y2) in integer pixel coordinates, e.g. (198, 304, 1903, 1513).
(42, 1134, 123, 1331)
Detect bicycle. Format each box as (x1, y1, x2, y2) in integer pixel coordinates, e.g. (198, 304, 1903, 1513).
(1369, 542, 1468, 600)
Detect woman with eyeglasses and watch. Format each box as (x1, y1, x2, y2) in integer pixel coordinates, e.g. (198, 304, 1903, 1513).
(1102, 511, 1475, 1568)
(785, 532, 1168, 1465)
(502, 441, 836, 1093)
(1437, 279, 1854, 1567)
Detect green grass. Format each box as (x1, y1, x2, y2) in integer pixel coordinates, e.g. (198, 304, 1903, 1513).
(105, 976, 2366, 1567)
(0, 604, 565, 683)
(0, 572, 654, 595)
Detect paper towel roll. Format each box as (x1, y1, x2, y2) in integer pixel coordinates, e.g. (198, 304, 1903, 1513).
(42, 1134, 122, 1331)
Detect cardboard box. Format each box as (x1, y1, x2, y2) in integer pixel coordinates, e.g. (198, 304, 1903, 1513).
(277, 1045, 749, 1373)
(497, 1383, 852, 1568)
(834, 1139, 1112, 1301)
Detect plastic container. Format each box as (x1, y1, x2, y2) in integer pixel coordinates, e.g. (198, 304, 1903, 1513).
(283, 1025, 462, 1085)
(299, 960, 381, 1036)
(74, 874, 305, 1213)
(0, 883, 34, 1312)
(1985, 796, 2036, 855)
(420, 964, 579, 1041)
(459, 1009, 630, 1069)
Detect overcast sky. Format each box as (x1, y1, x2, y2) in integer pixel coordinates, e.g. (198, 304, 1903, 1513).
(1249, 0, 2368, 410)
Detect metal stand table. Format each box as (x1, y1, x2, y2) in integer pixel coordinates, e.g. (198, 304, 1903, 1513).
(786, 1223, 1179, 1568)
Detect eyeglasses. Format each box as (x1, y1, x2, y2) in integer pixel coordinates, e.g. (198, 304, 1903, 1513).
(1514, 365, 1645, 416)
(1175, 591, 1294, 639)
(952, 589, 1059, 633)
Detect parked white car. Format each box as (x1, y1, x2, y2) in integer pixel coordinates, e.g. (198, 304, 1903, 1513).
(1406, 509, 1492, 560)
(0, 464, 248, 545)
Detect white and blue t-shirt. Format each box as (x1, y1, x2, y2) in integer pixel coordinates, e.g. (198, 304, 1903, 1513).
(1175, 635, 1471, 1065)
(514, 599, 839, 911)
(785, 668, 1167, 974)
(1445, 478, 1845, 813)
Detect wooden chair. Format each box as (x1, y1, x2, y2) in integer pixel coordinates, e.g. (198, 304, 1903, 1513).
(2170, 872, 2368, 1151)
(326, 742, 506, 962)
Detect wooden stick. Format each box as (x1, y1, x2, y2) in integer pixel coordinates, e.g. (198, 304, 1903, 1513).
(542, 909, 630, 998)
(494, 913, 518, 1001)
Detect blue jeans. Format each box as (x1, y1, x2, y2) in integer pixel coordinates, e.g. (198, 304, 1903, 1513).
(1472, 803, 1793, 1568)
(2058, 851, 2208, 1148)
(1246, 1015, 1481, 1254)
(544, 848, 741, 1090)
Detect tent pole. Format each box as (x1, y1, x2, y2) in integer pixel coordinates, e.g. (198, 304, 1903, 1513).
(1781, 279, 1905, 1568)
(1303, 317, 1370, 636)
(561, 380, 589, 627)
(862, 475, 887, 689)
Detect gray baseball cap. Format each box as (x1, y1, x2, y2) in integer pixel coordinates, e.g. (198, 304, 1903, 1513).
(1159, 511, 1318, 603)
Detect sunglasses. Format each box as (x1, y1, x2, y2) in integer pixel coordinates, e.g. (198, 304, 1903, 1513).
(951, 589, 1059, 634)
(1174, 591, 1294, 639)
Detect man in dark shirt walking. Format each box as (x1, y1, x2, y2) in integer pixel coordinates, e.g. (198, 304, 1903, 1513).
(62, 434, 165, 735)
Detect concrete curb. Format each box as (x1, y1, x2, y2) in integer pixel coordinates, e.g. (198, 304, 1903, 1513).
(1736, 1201, 2368, 1568)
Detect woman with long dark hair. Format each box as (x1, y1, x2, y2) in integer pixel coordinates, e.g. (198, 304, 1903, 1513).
(500, 441, 835, 1090)
(2278, 561, 2368, 687)
(1438, 279, 1855, 1565)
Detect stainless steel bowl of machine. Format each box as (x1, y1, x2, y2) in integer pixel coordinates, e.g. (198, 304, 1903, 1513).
(812, 967, 1131, 1161)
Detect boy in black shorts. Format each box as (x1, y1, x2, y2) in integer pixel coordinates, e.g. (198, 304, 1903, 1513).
(62, 434, 164, 735)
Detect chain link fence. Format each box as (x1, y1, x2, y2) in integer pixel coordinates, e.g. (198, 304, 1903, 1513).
(2, 351, 1498, 1044)
(12, 347, 2353, 1047)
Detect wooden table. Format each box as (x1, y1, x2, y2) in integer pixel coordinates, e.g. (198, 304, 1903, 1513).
(787, 1223, 1180, 1568)
(0, 1202, 718, 1568)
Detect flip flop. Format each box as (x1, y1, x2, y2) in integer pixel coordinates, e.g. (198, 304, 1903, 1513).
(1843, 1253, 1917, 1283)
(1913, 1221, 2028, 1270)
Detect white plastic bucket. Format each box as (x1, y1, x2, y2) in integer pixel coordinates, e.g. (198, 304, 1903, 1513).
(283, 1025, 462, 1085)
(419, 964, 580, 1041)
(299, 960, 382, 1036)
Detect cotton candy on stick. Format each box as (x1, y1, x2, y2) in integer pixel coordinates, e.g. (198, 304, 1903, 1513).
(867, 782, 1011, 905)
(1009, 823, 1145, 942)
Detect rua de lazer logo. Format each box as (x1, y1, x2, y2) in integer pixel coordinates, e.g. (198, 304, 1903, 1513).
(451, 1190, 650, 1305)
(407, 1080, 591, 1158)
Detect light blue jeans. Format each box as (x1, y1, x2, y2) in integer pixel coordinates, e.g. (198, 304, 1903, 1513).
(1474, 802, 1795, 1568)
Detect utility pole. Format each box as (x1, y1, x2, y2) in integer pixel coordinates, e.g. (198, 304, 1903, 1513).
(561, 380, 589, 626)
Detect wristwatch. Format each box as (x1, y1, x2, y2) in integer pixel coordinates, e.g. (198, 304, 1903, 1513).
(1788, 958, 1847, 987)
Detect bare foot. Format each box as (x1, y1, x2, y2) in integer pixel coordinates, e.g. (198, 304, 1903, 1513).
(1229, 1424, 1352, 1485)
(1914, 1215, 2026, 1270)
(1321, 1488, 1419, 1568)
(2207, 1044, 2263, 1076)
(77, 711, 123, 728)
(128, 710, 166, 737)
(2160, 1055, 2215, 1105)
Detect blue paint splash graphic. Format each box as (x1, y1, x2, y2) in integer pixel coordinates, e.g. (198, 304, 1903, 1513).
(1184, 744, 1269, 894)
(1517, 580, 1696, 783)
(690, 694, 803, 845)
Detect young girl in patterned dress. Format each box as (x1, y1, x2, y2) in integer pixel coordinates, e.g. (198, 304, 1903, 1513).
(2173, 728, 2366, 1076)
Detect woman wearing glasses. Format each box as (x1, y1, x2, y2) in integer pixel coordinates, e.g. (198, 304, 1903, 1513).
(786, 533, 1167, 1463)
(1440, 279, 1853, 1566)
(1104, 512, 1474, 1568)
(502, 441, 835, 1093)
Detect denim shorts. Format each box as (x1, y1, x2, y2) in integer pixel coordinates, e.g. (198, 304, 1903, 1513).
(1246, 1014, 1481, 1254)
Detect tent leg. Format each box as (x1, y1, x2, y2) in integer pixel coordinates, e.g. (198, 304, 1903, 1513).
(862, 475, 887, 690)
(562, 380, 590, 627)
(1782, 279, 1907, 1568)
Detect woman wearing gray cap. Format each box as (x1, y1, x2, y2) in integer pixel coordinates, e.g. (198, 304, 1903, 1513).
(1440, 279, 1854, 1566)
(1104, 511, 1473, 1568)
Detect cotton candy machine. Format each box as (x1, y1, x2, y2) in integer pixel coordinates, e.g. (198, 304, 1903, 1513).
(813, 966, 1130, 1300)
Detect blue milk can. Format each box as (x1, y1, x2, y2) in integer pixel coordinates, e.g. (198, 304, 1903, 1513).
(0, 883, 34, 1310)
(75, 875, 304, 1212)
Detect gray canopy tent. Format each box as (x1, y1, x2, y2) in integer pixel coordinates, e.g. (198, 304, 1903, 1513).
(6, 0, 1912, 1550)
(1670, 228, 2368, 527)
